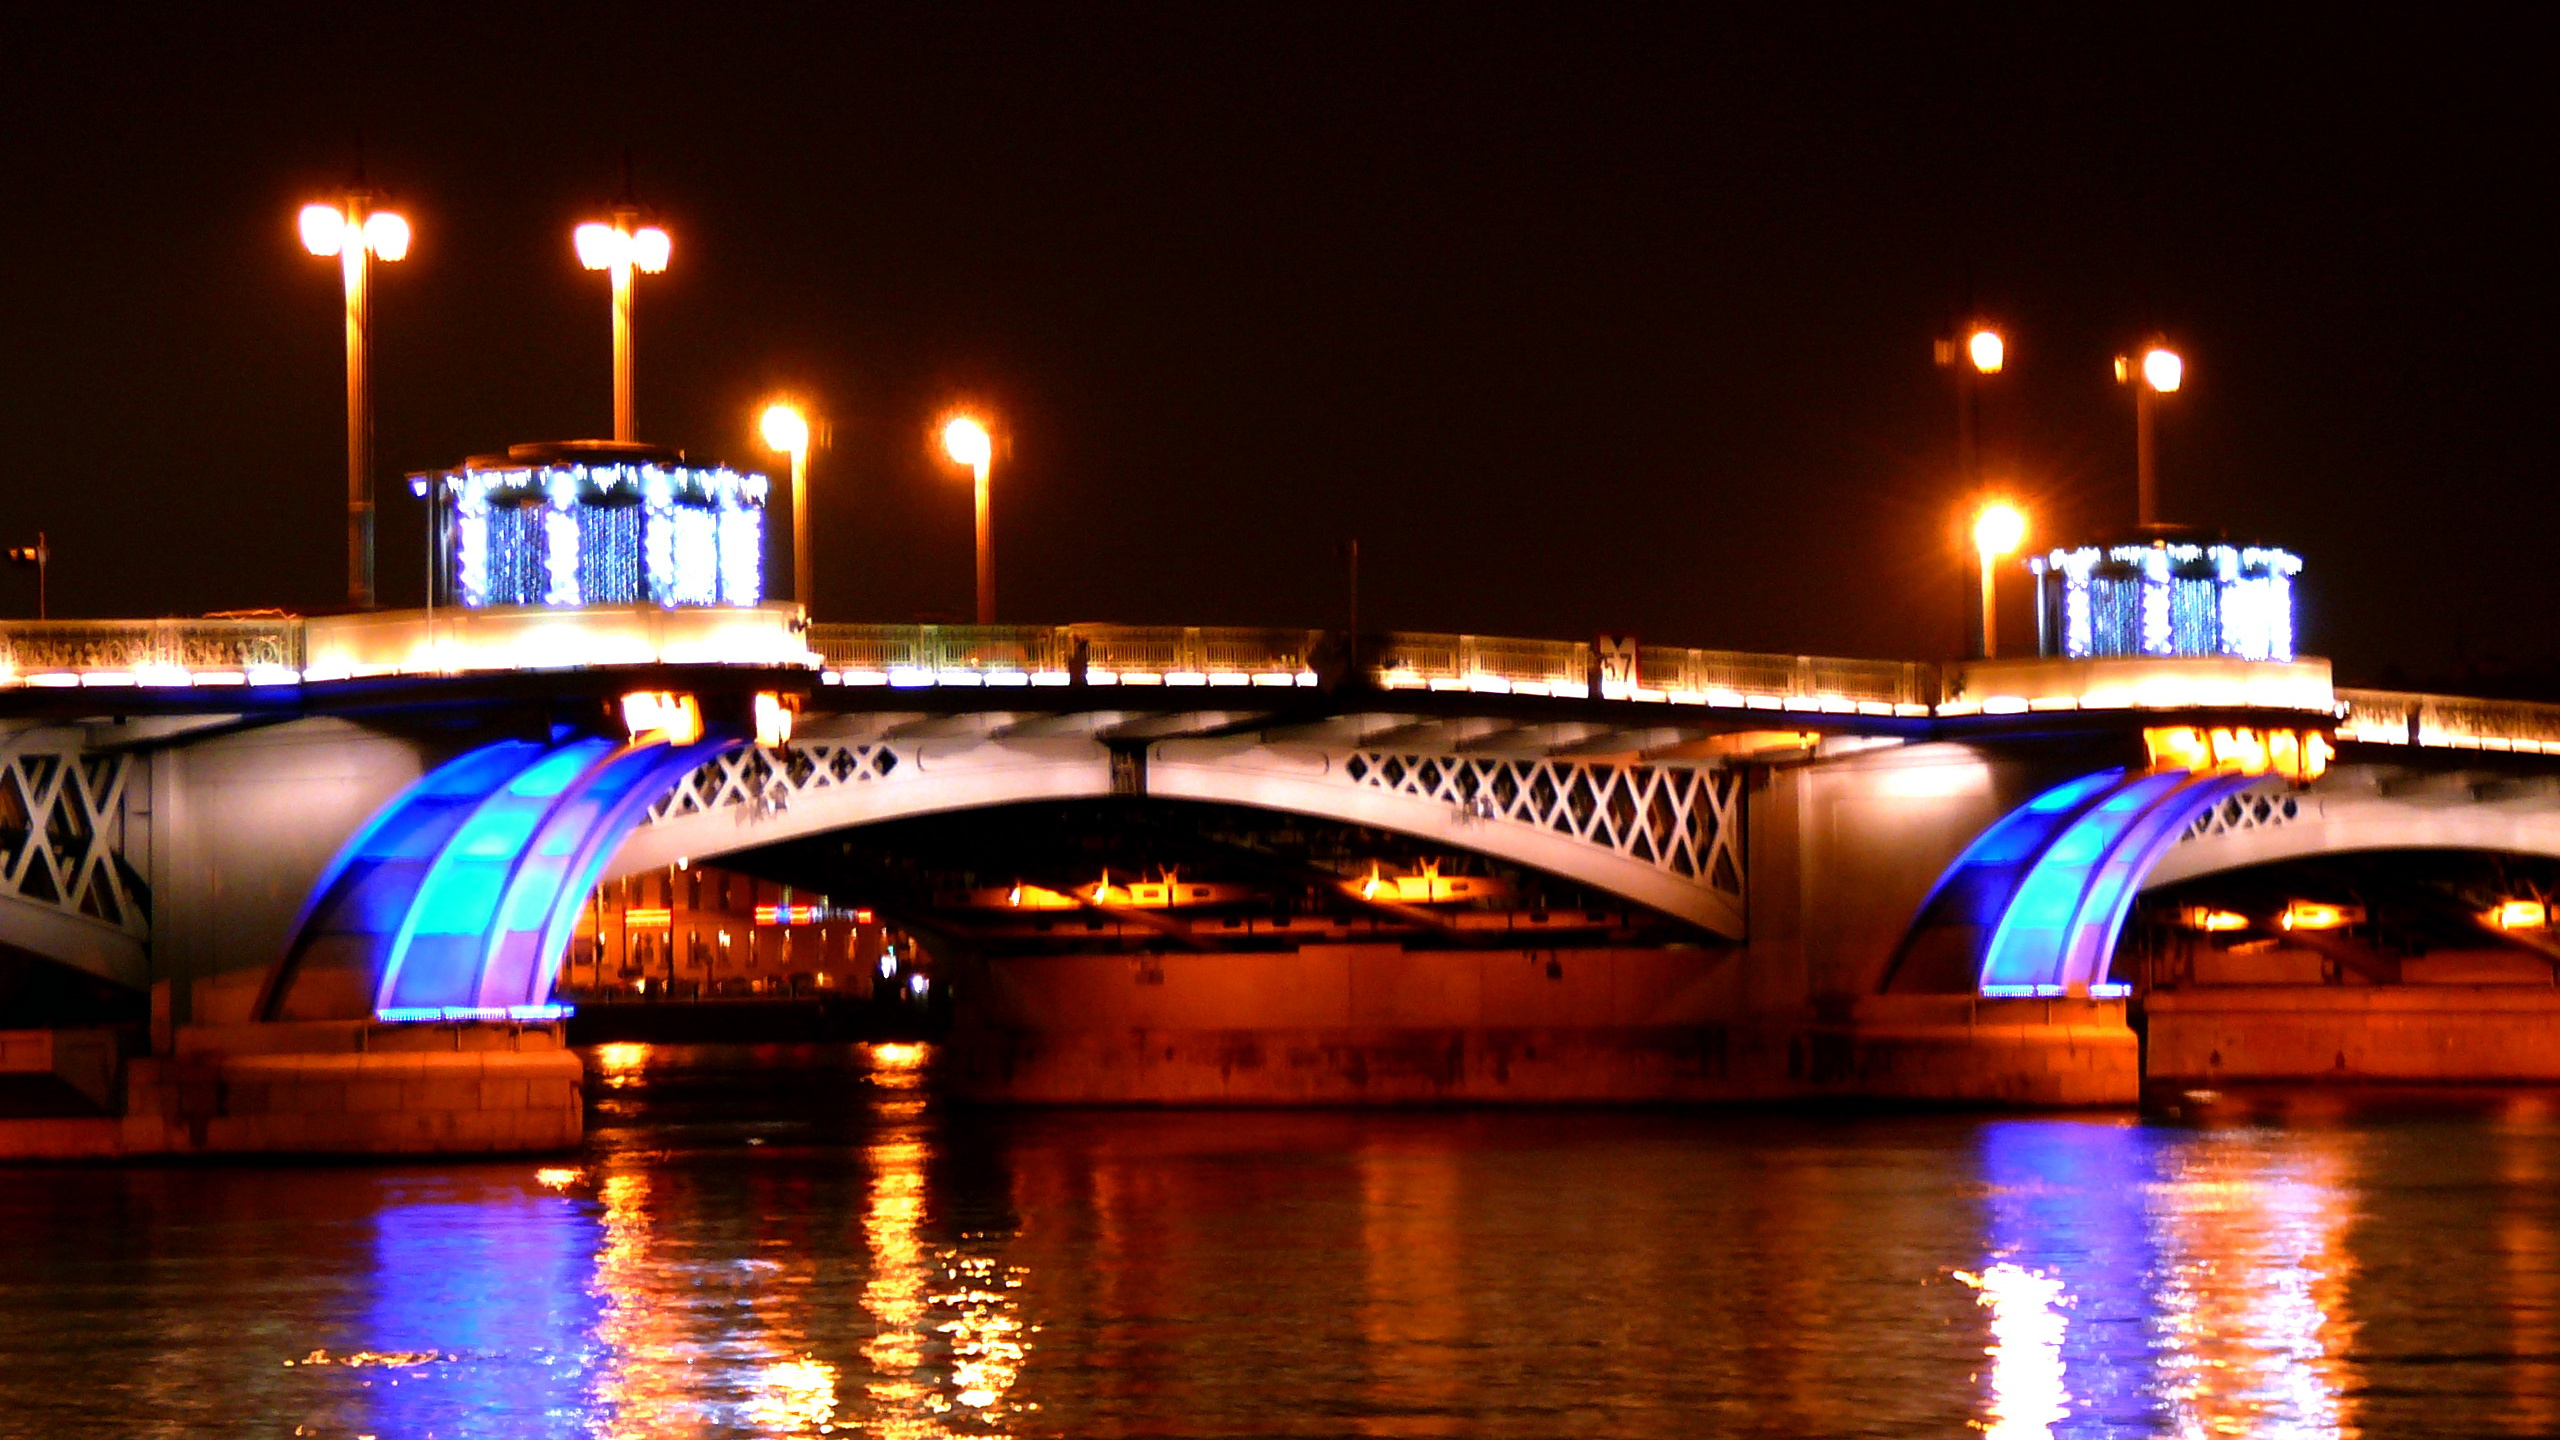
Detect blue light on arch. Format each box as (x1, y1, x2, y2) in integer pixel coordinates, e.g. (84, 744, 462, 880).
(1893, 767, 2275, 998)
(268, 732, 743, 1022)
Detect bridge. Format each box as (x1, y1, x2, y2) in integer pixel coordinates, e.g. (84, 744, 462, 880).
(10, 590, 2560, 1156)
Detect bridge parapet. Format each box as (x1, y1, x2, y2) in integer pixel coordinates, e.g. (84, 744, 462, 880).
(2337, 688, 2560, 755)
(0, 618, 303, 687)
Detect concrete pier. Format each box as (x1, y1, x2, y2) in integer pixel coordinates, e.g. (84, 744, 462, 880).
(0, 1021, 582, 1161)
(947, 944, 2139, 1106)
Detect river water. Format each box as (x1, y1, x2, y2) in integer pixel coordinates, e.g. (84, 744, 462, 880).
(3, 1042, 2556, 1439)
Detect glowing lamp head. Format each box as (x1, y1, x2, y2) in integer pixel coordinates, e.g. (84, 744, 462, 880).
(629, 226, 671, 274)
(299, 203, 346, 257)
(760, 403, 810, 456)
(2142, 347, 2184, 393)
(1966, 328, 2004, 375)
(942, 415, 992, 474)
(1973, 501, 2026, 557)
(361, 210, 410, 262)
(574, 222, 621, 271)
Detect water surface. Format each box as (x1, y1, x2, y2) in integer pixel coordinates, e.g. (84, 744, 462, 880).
(4, 1043, 2555, 1438)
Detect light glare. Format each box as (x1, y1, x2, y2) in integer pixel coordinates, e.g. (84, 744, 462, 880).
(761, 403, 810, 455)
(2143, 347, 2184, 392)
(1967, 328, 2004, 374)
(574, 222, 621, 271)
(1974, 502, 2026, 557)
(299, 204, 345, 257)
(630, 226, 671, 274)
(362, 210, 410, 261)
(943, 415, 992, 472)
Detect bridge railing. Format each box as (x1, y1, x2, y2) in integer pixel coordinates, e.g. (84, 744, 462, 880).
(2338, 688, 2560, 754)
(0, 618, 305, 686)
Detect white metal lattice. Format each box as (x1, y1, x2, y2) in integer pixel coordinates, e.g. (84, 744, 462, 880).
(647, 742, 902, 824)
(2182, 787, 2301, 842)
(0, 746, 145, 937)
(1341, 752, 1744, 898)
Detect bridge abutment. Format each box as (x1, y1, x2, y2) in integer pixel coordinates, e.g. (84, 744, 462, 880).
(0, 1021, 582, 1160)
(943, 943, 2142, 1105)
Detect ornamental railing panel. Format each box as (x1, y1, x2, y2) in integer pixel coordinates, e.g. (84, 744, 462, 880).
(0, 743, 147, 938)
(0, 618, 303, 676)
(1340, 750, 1744, 900)
(646, 741, 903, 824)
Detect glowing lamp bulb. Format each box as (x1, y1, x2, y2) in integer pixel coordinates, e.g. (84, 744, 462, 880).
(362, 210, 410, 261)
(2142, 347, 2184, 393)
(761, 403, 810, 455)
(574, 222, 621, 271)
(1967, 328, 2004, 374)
(1973, 502, 2026, 557)
(943, 415, 992, 473)
(629, 226, 671, 274)
(299, 203, 346, 257)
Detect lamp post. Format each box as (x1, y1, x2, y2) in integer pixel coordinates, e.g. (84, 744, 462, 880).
(1973, 501, 2025, 659)
(941, 415, 995, 624)
(2115, 343, 2183, 528)
(300, 191, 410, 608)
(1935, 322, 2005, 488)
(760, 403, 814, 614)
(575, 206, 671, 442)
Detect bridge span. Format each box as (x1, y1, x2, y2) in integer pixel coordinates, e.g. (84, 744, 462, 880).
(10, 604, 2560, 1156)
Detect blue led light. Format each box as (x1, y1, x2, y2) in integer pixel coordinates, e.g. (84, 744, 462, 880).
(375, 1004, 575, 1024)
(415, 448, 770, 611)
(2029, 541, 2302, 661)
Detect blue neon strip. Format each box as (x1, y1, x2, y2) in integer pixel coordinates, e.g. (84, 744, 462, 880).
(266, 739, 549, 1021)
(2066, 773, 2266, 990)
(473, 736, 739, 1009)
(378, 738, 619, 1012)
(511, 738, 741, 1008)
(1891, 769, 2127, 959)
(376, 1004, 575, 1024)
(1979, 772, 2188, 991)
(1981, 982, 2131, 999)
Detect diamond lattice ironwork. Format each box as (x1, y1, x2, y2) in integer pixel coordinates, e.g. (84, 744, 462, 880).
(0, 742, 146, 940)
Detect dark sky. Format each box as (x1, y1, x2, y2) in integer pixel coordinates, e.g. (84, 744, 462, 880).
(0, 6, 2547, 682)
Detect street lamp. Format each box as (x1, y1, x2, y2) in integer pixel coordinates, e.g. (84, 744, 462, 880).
(1973, 501, 2026, 659)
(300, 190, 410, 608)
(2115, 342, 2183, 528)
(940, 414, 995, 624)
(760, 402, 814, 615)
(1935, 321, 2005, 487)
(575, 205, 671, 442)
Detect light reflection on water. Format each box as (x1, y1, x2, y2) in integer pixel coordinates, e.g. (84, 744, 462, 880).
(5, 1051, 2560, 1437)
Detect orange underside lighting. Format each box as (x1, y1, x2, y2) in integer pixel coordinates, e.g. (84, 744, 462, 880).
(2144, 725, 2332, 781)
(2490, 899, 2549, 930)
(621, 691, 703, 746)
(622, 907, 673, 927)
(2280, 900, 2362, 932)
(2182, 907, 2252, 933)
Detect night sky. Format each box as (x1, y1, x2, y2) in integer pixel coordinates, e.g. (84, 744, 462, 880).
(0, 7, 2546, 684)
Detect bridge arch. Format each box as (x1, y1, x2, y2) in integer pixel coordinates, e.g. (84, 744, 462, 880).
(1893, 764, 2560, 997)
(612, 733, 1746, 939)
(268, 718, 1749, 1024)
(2143, 779, 2560, 889)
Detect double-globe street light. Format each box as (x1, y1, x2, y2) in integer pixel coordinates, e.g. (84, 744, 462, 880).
(299, 191, 411, 609)
(574, 206, 671, 443)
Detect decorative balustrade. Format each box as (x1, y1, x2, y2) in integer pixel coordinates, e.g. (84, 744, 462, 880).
(0, 618, 304, 687)
(2336, 689, 2560, 755)
(6, 612, 2538, 745)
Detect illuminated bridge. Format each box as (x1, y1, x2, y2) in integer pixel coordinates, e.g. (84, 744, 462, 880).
(11, 591, 2560, 1153)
